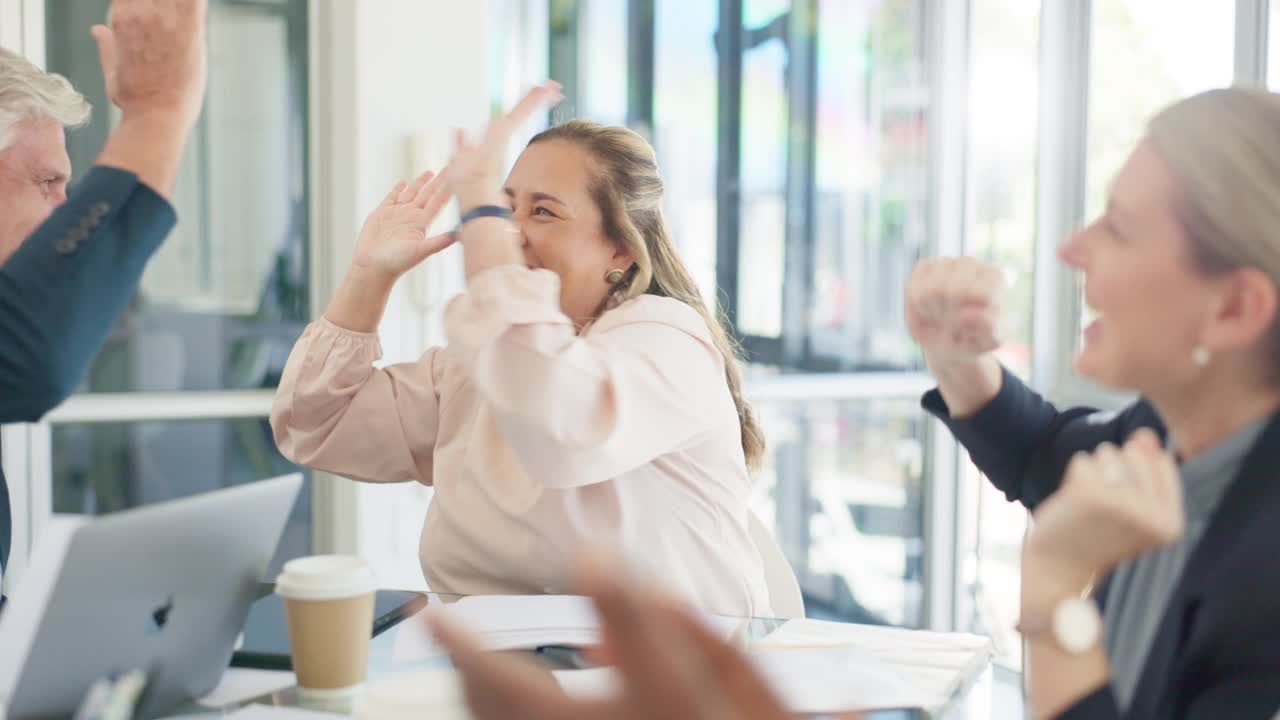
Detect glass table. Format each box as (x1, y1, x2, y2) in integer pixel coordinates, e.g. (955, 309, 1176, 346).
(202, 592, 1002, 719)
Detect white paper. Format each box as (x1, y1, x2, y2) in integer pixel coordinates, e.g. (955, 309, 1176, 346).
(395, 595, 740, 661)
(197, 669, 296, 708)
(400, 599, 990, 715)
(553, 639, 985, 714)
(554, 667, 621, 700)
(394, 595, 599, 661)
(750, 644, 925, 713)
(218, 706, 345, 720)
(751, 619, 992, 713)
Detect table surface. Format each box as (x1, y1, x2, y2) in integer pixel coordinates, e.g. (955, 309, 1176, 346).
(203, 592, 1005, 719)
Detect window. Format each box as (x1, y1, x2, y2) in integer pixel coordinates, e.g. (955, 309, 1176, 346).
(544, 0, 935, 629)
(750, 397, 924, 627)
(1271, 2, 1280, 90)
(964, 0, 1040, 669)
(653, 0, 719, 304)
(721, 0, 931, 372)
(47, 0, 311, 395)
(1086, 0, 1234, 218)
(52, 419, 309, 574)
(807, 0, 929, 372)
(35, 0, 312, 572)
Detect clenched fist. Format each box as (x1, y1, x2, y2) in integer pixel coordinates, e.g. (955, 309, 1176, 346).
(905, 256, 1006, 364)
(905, 257, 1007, 417)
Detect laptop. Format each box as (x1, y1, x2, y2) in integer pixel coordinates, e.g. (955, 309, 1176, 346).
(0, 474, 302, 720)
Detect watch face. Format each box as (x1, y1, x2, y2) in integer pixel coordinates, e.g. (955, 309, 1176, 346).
(1053, 597, 1103, 654)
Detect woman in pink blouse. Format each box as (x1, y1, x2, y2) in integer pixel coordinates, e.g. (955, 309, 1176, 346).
(270, 84, 773, 616)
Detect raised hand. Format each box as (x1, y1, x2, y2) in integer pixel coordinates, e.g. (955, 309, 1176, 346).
(353, 171, 455, 280)
(905, 256, 1006, 366)
(442, 81, 564, 206)
(92, 0, 208, 132)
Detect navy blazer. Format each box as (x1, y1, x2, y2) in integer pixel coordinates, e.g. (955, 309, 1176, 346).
(924, 369, 1280, 719)
(0, 166, 176, 573)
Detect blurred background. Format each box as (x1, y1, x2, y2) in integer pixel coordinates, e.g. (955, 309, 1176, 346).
(1, 0, 1270, 677)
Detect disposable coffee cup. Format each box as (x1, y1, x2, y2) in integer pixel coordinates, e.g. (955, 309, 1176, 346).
(356, 669, 472, 720)
(275, 555, 377, 700)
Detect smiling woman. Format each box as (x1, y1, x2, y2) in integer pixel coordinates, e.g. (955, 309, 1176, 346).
(501, 136, 633, 327)
(911, 88, 1280, 719)
(271, 97, 778, 617)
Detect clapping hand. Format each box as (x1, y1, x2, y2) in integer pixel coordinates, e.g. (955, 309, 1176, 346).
(442, 81, 563, 207)
(353, 171, 455, 280)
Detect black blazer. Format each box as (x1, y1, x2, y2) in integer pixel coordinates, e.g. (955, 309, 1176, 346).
(924, 369, 1280, 719)
(0, 166, 176, 572)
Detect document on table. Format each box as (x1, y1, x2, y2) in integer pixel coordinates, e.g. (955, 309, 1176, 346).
(750, 619, 992, 713)
(395, 595, 991, 714)
(393, 594, 743, 661)
(393, 595, 598, 660)
(196, 669, 296, 708)
(216, 706, 344, 720)
(553, 618, 991, 715)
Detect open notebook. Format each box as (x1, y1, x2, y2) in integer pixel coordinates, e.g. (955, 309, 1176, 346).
(400, 594, 991, 715)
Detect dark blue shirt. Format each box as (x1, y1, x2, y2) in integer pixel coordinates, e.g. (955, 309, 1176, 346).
(0, 166, 176, 576)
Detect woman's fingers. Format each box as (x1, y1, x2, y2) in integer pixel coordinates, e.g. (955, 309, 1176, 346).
(398, 170, 434, 203)
(491, 81, 563, 141)
(1092, 442, 1126, 487)
(380, 179, 408, 208)
(413, 171, 451, 210)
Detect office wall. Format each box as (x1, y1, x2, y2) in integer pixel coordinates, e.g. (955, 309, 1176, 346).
(314, 0, 495, 588)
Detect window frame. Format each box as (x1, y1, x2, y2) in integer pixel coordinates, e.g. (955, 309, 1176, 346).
(0, 0, 325, 593)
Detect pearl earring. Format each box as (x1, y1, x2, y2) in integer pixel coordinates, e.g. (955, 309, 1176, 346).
(605, 268, 624, 285)
(1191, 346, 1211, 367)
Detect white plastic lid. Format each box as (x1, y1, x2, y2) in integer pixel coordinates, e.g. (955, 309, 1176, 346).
(356, 669, 471, 720)
(274, 555, 377, 601)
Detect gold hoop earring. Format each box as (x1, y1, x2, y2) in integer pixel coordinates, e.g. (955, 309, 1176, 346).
(605, 268, 625, 285)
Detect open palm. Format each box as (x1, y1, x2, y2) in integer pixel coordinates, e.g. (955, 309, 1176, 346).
(354, 170, 454, 278)
(442, 81, 563, 199)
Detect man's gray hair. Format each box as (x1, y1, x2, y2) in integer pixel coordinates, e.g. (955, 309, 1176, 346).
(0, 47, 90, 152)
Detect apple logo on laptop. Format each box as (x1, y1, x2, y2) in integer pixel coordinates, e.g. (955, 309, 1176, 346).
(150, 596, 174, 634)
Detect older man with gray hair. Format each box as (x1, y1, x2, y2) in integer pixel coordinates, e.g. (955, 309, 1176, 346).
(0, 49, 90, 259)
(0, 0, 207, 587)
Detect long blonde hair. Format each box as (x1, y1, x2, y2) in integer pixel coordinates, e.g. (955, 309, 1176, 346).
(529, 120, 766, 469)
(1147, 88, 1280, 374)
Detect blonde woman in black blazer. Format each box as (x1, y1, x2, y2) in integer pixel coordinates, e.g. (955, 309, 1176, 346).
(909, 89, 1280, 719)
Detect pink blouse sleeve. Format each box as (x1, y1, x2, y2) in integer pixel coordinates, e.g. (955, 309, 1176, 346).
(444, 265, 729, 488)
(270, 318, 442, 485)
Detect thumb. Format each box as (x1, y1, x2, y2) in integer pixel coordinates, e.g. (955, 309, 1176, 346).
(90, 25, 117, 91)
(417, 231, 457, 260)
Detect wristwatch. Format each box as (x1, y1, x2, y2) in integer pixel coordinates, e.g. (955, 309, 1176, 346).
(1017, 595, 1103, 654)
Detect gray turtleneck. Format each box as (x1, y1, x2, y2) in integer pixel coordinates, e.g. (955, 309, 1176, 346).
(1102, 417, 1269, 710)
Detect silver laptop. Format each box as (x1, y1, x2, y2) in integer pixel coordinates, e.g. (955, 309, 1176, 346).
(0, 474, 302, 720)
